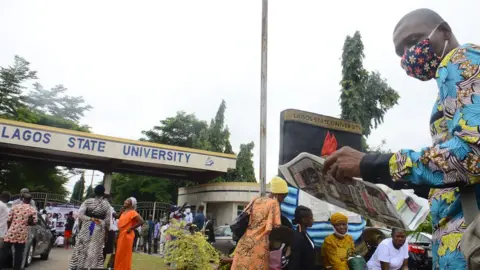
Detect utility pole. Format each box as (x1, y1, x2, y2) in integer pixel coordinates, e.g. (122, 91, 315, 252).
(259, 0, 268, 196)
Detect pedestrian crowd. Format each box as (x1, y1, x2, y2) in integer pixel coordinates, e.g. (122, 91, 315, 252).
(65, 185, 212, 270)
(2, 7, 480, 269)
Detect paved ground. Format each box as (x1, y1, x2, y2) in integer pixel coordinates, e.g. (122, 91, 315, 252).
(25, 248, 166, 270)
(27, 247, 72, 270)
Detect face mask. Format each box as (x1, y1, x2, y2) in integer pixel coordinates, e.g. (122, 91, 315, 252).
(333, 225, 348, 238)
(401, 24, 449, 81)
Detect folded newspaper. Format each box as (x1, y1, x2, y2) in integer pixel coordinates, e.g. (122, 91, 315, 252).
(279, 152, 430, 230)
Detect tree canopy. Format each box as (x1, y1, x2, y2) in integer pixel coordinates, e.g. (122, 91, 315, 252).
(141, 111, 207, 148)
(0, 55, 91, 196)
(25, 83, 92, 122)
(84, 185, 94, 199)
(223, 142, 256, 183)
(340, 31, 399, 138)
(0, 56, 257, 203)
(0, 56, 37, 118)
(111, 174, 173, 205)
(70, 172, 86, 202)
(111, 100, 256, 204)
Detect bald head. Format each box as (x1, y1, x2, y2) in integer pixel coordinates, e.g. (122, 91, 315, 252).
(393, 8, 458, 58)
(23, 193, 32, 204)
(394, 9, 444, 33)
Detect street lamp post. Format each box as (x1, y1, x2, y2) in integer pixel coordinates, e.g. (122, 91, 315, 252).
(259, 0, 268, 196)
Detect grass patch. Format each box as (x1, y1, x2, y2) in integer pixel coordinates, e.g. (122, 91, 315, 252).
(105, 253, 167, 270)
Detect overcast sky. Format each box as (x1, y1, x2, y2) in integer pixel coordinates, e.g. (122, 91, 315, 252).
(1, 0, 479, 193)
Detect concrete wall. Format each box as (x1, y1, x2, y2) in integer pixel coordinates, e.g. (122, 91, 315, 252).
(177, 182, 268, 227)
(178, 182, 268, 206)
(207, 202, 235, 227)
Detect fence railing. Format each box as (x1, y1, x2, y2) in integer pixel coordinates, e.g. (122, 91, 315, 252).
(10, 192, 171, 221)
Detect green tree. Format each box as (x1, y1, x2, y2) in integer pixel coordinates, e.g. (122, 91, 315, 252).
(0, 56, 37, 118)
(340, 31, 399, 138)
(85, 185, 94, 199)
(224, 141, 256, 182)
(141, 111, 207, 148)
(110, 174, 173, 204)
(0, 160, 69, 195)
(137, 110, 210, 203)
(195, 100, 234, 154)
(0, 56, 91, 195)
(70, 172, 86, 202)
(411, 215, 433, 235)
(111, 100, 253, 204)
(25, 83, 92, 122)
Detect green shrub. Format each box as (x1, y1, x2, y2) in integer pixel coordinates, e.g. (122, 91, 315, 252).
(164, 220, 220, 270)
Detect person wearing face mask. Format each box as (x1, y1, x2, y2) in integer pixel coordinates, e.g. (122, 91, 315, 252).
(183, 208, 193, 224)
(321, 212, 354, 270)
(322, 8, 480, 269)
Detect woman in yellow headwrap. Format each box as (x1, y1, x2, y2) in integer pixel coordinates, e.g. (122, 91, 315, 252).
(321, 212, 355, 270)
(232, 176, 289, 270)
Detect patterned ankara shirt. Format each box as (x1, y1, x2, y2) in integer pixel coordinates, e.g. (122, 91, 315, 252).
(389, 44, 480, 269)
(4, 203, 37, 244)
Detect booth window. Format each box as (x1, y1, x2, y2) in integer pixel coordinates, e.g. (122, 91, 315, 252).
(237, 205, 245, 216)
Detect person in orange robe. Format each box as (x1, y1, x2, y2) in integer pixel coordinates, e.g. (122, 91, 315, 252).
(231, 177, 289, 270)
(114, 197, 145, 270)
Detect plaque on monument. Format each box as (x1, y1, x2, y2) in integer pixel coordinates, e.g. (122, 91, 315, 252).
(279, 109, 362, 167)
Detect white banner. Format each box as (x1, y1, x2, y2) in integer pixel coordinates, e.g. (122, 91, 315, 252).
(44, 204, 79, 234)
(0, 120, 236, 173)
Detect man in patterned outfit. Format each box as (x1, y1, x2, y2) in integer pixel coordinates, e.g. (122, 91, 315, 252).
(323, 8, 480, 269)
(0, 194, 37, 270)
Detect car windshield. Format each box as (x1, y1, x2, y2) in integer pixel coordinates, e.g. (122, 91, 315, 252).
(408, 233, 431, 243)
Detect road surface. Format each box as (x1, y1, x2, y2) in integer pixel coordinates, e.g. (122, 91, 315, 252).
(28, 247, 72, 270)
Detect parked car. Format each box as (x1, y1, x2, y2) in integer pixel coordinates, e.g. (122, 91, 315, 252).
(360, 227, 431, 270)
(5, 204, 53, 268)
(407, 232, 433, 270)
(212, 225, 235, 255)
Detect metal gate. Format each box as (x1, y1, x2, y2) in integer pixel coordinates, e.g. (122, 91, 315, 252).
(10, 192, 171, 221)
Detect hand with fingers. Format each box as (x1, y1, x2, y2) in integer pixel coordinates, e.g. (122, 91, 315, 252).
(322, 146, 365, 180)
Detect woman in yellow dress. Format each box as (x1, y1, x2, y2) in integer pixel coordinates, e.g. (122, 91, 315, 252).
(322, 212, 354, 270)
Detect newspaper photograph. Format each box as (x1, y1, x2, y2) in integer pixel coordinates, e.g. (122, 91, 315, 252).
(279, 152, 430, 230)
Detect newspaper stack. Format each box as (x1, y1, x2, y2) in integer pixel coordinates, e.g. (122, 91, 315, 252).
(279, 152, 430, 230)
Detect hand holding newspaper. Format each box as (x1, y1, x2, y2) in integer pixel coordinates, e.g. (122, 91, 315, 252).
(279, 152, 430, 230)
